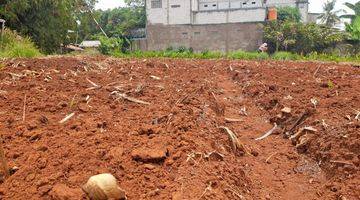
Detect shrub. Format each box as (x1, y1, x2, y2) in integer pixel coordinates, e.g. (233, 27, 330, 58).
(277, 7, 301, 22)
(0, 29, 41, 58)
(264, 21, 347, 54)
(98, 37, 124, 55)
(228, 51, 269, 60)
(272, 51, 301, 60)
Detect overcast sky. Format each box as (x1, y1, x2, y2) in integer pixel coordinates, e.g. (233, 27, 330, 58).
(96, 0, 358, 14)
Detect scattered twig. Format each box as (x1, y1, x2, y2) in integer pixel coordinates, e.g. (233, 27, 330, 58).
(22, 94, 27, 122)
(310, 98, 318, 108)
(255, 123, 278, 141)
(225, 117, 243, 123)
(112, 92, 151, 105)
(150, 75, 161, 80)
(198, 182, 213, 200)
(353, 109, 360, 121)
(265, 152, 278, 163)
(0, 137, 10, 178)
(330, 160, 354, 166)
(59, 112, 75, 124)
(313, 66, 321, 77)
(285, 110, 311, 136)
(219, 126, 248, 154)
(86, 78, 101, 90)
(322, 119, 329, 129)
(239, 107, 248, 116)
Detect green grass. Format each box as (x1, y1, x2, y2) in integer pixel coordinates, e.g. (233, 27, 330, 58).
(0, 29, 41, 58)
(111, 49, 360, 63)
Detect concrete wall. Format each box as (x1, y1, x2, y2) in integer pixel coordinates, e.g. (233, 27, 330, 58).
(147, 0, 309, 25)
(146, 23, 264, 52)
(193, 8, 266, 24)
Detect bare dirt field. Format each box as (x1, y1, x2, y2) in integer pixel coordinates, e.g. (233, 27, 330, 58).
(0, 57, 359, 200)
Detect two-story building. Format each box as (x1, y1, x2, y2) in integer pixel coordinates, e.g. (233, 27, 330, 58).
(144, 0, 309, 52)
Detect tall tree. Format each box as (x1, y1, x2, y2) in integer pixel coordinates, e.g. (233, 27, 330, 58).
(124, 0, 145, 7)
(0, 0, 97, 53)
(341, 2, 360, 23)
(318, 0, 343, 27)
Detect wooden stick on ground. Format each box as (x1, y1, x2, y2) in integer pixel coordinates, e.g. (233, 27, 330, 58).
(255, 123, 278, 141)
(313, 66, 321, 77)
(219, 126, 249, 154)
(285, 110, 311, 136)
(113, 92, 151, 105)
(0, 137, 10, 178)
(265, 152, 278, 163)
(59, 112, 75, 124)
(22, 94, 27, 122)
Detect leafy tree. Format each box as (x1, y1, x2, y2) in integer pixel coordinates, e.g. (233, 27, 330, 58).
(341, 2, 360, 23)
(318, 0, 343, 27)
(124, 0, 145, 7)
(264, 21, 347, 54)
(0, 0, 97, 53)
(346, 16, 360, 40)
(277, 6, 301, 22)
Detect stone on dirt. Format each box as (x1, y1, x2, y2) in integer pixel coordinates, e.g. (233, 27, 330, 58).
(131, 148, 168, 163)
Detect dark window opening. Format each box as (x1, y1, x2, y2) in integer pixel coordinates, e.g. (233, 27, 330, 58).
(171, 5, 181, 8)
(151, 0, 162, 8)
(252, 2, 256, 4)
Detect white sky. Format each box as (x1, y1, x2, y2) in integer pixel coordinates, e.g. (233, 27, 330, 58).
(96, 0, 358, 14)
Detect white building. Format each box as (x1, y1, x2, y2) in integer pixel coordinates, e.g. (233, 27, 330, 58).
(143, 0, 309, 52)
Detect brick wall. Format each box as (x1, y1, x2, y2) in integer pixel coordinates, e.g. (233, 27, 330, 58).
(145, 22, 264, 52)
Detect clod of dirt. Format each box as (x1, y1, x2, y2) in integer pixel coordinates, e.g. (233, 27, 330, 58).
(131, 148, 168, 163)
(50, 184, 83, 200)
(108, 147, 124, 162)
(138, 125, 159, 136)
(281, 107, 292, 114)
(78, 103, 90, 113)
(38, 115, 49, 124)
(143, 164, 156, 170)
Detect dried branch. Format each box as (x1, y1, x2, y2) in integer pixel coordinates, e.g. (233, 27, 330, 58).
(219, 126, 247, 154)
(113, 92, 151, 105)
(255, 123, 278, 141)
(22, 94, 27, 122)
(224, 117, 243, 123)
(59, 113, 75, 124)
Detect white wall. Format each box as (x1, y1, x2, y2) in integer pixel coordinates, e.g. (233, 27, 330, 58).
(147, 0, 309, 25)
(194, 8, 266, 24)
(147, 0, 168, 24)
(169, 0, 191, 24)
(147, 0, 192, 25)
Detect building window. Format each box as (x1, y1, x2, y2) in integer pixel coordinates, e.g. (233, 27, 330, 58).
(252, 2, 256, 4)
(151, 0, 162, 8)
(171, 5, 180, 8)
(204, 4, 208, 7)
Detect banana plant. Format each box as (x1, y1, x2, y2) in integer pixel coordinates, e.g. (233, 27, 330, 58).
(341, 2, 360, 23)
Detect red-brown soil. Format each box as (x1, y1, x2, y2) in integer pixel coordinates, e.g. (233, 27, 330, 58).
(0, 57, 358, 200)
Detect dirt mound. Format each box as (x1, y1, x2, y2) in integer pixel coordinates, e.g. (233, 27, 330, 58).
(0, 57, 358, 199)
